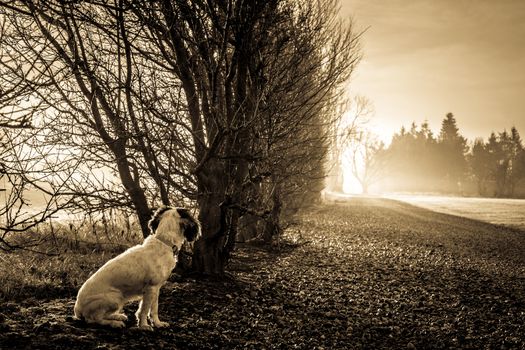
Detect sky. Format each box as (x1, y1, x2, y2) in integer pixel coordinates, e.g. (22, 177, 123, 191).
(339, 0, 525, 145)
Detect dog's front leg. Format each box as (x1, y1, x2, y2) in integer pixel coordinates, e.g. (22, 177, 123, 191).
(149, 286, 169, 328)
(136, 287, 155, 330)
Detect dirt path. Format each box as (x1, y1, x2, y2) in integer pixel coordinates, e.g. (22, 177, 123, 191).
(1, 198, 524, 349)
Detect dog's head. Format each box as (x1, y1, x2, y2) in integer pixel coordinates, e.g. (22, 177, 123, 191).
(149, 206, 201, 249)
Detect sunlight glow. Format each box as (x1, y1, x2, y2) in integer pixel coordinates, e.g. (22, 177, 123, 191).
(368, 121, 394, 147)
(342, 146, 363, 194)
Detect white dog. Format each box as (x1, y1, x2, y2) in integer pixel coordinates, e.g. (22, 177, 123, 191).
(74, 207, 200, 330)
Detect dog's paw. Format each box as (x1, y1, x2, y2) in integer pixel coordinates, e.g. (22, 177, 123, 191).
(109, 320, 126, 328)
(113, 314, 128, 321)
(153, 321, 170, 328)
(138, 324, 154, 331)
(108, 313, 128, 322)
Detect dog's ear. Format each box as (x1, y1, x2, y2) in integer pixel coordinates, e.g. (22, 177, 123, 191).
(149, 206, 171, 234)
(177, 208, 201, 242)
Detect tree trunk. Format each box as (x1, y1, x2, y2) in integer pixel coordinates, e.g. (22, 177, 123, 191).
(192, 235, 227, 275)
(328, 162, 344, 193)
(190, 157, 234, 275)
(191, 193, 243, 275)
(115, 152, 151, 238)
(237, 213, 260, 242)
(477, 179, 486, 196)
(191, 154, 249, 275)
(261, 183, 282, 243)
(192, 187, 226, 275)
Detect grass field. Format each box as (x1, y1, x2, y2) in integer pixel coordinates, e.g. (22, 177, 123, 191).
(386, 194, 525, 229)
(1, 198, 524, 349)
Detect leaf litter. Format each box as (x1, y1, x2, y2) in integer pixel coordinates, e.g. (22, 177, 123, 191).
(1, 197, 524, 349)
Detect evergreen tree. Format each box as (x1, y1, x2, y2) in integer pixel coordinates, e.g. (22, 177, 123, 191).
(479, 127, 525, 197)
(484, 132, 501, 196)
(509, 127, 524, 195)
(495, 130, 512, 196)
(437, 113, 468, 192)
(383, 121, 441, 192)
(469, 138, 491, 195)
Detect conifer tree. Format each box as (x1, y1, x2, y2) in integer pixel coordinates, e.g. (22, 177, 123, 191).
(437, 113, 468, 191)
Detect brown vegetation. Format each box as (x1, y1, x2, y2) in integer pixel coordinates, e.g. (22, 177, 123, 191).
(1, 198, 524, 349)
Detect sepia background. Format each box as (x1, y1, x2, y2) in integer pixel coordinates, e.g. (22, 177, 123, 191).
(1, 1, 524, 348)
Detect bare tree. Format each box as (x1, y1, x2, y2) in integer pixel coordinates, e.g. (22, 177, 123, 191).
(1, 11, 80, 248)
(0, 0, 361, 275)
(326, 95, 373, 193)
(0, 1, 195, 238)
(134, 0, 361, 271)
(347, 131, 385, 194)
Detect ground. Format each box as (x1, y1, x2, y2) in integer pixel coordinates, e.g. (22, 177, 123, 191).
(1, 198, 524, 349)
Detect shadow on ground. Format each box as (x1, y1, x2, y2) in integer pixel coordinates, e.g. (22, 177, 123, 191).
(1, 198, 524, 349)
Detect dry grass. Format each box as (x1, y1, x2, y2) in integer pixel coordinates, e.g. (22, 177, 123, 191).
(0, 217, 142, 301)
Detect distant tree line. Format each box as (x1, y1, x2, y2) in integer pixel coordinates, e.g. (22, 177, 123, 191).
(470, 127, 525, 197)
(374, 113, 525, 198)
